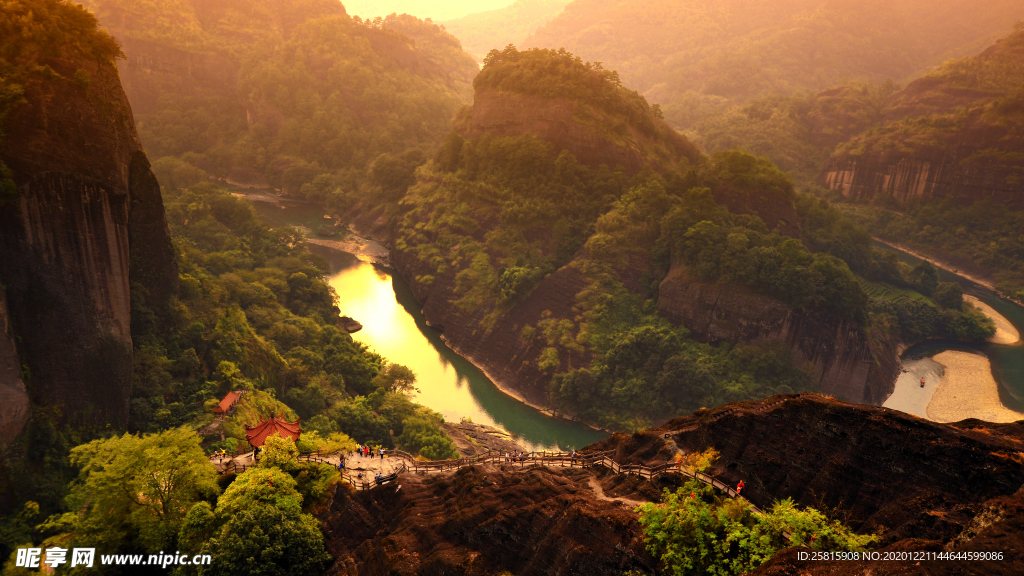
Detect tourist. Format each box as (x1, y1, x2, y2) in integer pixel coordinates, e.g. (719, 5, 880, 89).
(737, 480, 745, 496)
(571, 450, 577, 464)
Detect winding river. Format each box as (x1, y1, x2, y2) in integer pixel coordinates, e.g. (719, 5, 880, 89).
(239, 191, 1024, 443)
(874, 241, 1024, 411)
(243, 193, 608, 451)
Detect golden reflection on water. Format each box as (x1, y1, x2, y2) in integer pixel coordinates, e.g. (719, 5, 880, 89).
(326, 259, 501, 428)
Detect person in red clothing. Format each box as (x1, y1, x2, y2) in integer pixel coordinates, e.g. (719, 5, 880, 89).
(737, 480, 745, 496)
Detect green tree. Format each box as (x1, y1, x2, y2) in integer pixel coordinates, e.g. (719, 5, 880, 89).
(371, 363, 418, 394)
(637, 482, 876, 576)
(396, 410, 459, 460)
(933, 282, 964, 310)
(60, 428, 220, 552)
(180, 468, 331, 576)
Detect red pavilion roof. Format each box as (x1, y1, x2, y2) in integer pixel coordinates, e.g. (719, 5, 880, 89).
(213, 391, 242, 414)
(244, 414, 302, 447)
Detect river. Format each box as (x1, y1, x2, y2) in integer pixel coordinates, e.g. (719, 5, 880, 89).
(242, 192, 608, 451)
(873, 241, 1024, 411)
(239, 191, 1024, 442)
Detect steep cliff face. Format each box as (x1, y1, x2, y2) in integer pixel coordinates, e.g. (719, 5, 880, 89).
(658, 266, 900, 404)
(0, 290, 29, 445)
(463, 87, 697, 174)
(113, 36, 238, 117)
(596, 394, 1024, 547)
(0, 15, 176, 426)
(822, 26, 1024, 206)
(822, 125, 1023, 206)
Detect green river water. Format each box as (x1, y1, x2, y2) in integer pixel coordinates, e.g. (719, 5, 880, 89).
(242, 192, 608, 450)
(875, 242, 1024, 409)
(239, 191, 1024, 446)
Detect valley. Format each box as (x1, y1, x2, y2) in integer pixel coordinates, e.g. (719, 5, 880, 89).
(2, 1, 1024, 575)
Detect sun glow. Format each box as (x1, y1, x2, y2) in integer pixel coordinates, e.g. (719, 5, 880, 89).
(342, 0, 514, 22)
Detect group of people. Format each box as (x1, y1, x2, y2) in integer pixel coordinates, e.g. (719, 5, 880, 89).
(503, 451, 529, 463)
(355, 444, 385, 459)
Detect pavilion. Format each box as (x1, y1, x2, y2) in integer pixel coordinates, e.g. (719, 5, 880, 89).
(213, 390, 244, 414)
(244, 414, 302, 448)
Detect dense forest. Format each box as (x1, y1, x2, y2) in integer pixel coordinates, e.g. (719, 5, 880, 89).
(395, 47, 993, 430)
(524, 0, 1024, 130)
(1, 176, 460, 568)
(693, 24, 1024, 301)
(79, 0, 478, 201)
(0, 1, 460, 552)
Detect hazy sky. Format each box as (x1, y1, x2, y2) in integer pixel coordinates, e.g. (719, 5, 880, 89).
(343, 0, 514, 22)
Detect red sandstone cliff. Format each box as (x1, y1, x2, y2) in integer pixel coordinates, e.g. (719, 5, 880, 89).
(0, 24, 177, 427)
(821, 27, 1024, 207)
(657, 265, 900, 404)
(318, 394, 1024, 575)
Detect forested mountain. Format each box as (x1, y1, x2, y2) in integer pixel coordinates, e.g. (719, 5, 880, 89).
(523, 0, 1024, 130)
(80, 0, 478, 195)
(694, 25, 1024, 301)
(824, 25, 1024, 301)
(389, 47, 994, 430)
(443, 0, 570, 61)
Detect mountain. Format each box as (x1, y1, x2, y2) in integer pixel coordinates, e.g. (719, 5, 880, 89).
(823, 24, 1024, 206)
(388, 47, 914, 431)
(443, 0, 570, 61)
(79, 0, 478, 194)
(523, 0, 1024, 130)
(0, 0, 177, 431)
(317, 394, 1024, 575)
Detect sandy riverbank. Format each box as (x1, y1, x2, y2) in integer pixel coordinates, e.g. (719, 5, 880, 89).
(882, 357, 943, 418)
(926, 350, 1024, 423)
(964, 295, 1021, 345)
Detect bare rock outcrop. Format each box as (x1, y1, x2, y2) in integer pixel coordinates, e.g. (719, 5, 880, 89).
(0, 289, 29, 444)
(0, 30, 176, 426)
(320, 465, 657, 576)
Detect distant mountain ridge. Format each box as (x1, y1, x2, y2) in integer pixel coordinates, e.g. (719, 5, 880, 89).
(523, 0, 1024, 130)
(823, 24, 1024, 206)
(443, 0, 570, 61)
(80, 0, 479, 191)
(387, 47, 902, 430)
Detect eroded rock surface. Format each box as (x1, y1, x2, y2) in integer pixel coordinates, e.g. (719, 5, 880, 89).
(0, 30, 176, 425)
(658, 267, 901, 404)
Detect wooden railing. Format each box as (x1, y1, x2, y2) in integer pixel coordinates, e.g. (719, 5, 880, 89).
(215, 446, 754, 510)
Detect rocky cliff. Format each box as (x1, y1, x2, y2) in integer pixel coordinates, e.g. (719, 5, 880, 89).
(658, 265, 900, 404)
(0, 290, 29, 445)
(595, 395, 1024, 558)
(822, 25, 1024, 206)
(319, 464, 659, 576)
(0, 9, 177, 427)
(319, 394, 1024, 575)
